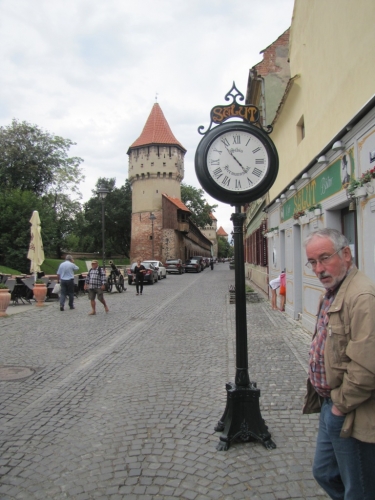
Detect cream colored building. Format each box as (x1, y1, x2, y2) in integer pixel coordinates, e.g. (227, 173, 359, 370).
(260, 0, 375, 332)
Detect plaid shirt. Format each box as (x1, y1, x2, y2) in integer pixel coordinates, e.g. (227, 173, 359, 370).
(85, 267, 106, 289)
(309, 289, 336, 398)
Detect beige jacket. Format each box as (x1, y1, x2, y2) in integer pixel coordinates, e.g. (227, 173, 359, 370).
(303, 268, 375, 442)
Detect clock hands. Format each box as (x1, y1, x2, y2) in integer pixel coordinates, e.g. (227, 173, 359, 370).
(223, 143, 247, 174)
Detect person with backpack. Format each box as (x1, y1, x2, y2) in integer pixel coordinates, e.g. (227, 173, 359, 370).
(84, 260, 109, 315)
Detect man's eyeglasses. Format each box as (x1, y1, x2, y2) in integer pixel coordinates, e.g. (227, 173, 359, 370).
(305, 247, 345, 269)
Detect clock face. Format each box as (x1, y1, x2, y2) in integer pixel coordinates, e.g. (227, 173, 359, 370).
(206, 130, 269, 192)
(195, 121, 278, 205)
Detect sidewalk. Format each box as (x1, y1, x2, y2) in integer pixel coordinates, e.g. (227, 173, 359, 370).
(0, 265, 327, 499)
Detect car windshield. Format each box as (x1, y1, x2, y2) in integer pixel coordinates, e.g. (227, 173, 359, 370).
(130, 262, 154, 271)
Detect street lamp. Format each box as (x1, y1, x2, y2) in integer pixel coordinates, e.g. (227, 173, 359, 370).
(149, 212, 156, 259)
(97, 186, 109, 268)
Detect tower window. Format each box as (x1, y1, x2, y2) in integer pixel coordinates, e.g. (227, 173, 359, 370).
(151, 162, 154, 167)
(163, 162, 166, 167)
(169, 173, 172, 178)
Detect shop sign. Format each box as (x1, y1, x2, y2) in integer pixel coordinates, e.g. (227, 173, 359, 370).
(281, 150, 354, 221)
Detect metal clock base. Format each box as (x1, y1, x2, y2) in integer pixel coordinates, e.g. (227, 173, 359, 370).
(215, 382, 276, 451)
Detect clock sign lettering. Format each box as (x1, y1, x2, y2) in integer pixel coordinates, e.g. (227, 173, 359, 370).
(195, 121, 278, 205)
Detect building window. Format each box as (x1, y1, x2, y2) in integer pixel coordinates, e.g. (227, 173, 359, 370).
(297, 115, 305, 143)
(163, 162, 166, 167)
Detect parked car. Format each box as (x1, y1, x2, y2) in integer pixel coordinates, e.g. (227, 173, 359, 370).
(184, 258, 201, 273)
(191, 256, 205, 271)
(142, 260, 167, 280)
(165, 258, 185, 274)
(127, 262, 159, 285)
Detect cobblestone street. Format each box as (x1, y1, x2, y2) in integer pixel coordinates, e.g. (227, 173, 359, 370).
(0, 265, 328, 500)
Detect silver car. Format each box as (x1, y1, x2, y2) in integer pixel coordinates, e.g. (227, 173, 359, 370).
(142, 260, 167, 280)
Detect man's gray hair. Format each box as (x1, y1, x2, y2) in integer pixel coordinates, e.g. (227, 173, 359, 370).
(304, 228, 350, 253)
(65, 254, 73, 261)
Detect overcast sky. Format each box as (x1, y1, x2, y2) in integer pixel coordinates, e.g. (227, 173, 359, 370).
(0, 0, 294, 237)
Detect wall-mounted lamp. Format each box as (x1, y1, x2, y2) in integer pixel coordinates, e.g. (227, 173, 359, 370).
(332, 140, 345, 151)
(288, 185, 296, 191)
(301, 173, 310, 180)
(275, 198, 281, 204)
(280, 194, 286, 200)
(317, 155, 327, 164)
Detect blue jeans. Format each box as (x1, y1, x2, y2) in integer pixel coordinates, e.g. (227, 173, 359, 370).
(313, 398, 375, 500)
(60, 279, 75, 308)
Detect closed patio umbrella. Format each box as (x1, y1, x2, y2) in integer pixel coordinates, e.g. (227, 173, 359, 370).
(27, 211, 45, 281)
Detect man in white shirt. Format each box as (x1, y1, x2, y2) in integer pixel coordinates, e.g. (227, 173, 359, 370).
(57, 255, 79, 311)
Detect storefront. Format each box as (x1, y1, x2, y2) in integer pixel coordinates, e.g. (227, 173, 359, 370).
(265, 102, 375, 332)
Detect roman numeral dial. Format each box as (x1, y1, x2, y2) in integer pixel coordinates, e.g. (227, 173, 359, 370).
(206, 129, 269, 192)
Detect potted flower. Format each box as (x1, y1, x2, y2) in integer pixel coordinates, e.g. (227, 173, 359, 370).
(0, 283, 11, 317)
(308, 204, 322, 216)
(361, 167, 375, 194)
(33, 279, 47, 306)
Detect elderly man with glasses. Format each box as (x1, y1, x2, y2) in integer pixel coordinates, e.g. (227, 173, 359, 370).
(303, 228, 375, 499)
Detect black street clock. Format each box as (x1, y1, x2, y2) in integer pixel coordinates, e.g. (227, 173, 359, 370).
(195, 84, 279, 205)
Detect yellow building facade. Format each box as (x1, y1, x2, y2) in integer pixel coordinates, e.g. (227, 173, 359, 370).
(263, 0, 375, 332)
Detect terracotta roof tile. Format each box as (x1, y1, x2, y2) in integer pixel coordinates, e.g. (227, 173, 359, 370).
(217, 226, 228, 236)
(129, 103, 186, 151)
(209, 212, 217, 221)
(162, 194, 190, 212)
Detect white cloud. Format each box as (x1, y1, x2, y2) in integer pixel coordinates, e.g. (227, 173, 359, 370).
(0, 0, 294, 236)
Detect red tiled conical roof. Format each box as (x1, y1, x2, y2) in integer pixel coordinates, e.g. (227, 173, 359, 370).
(217, 226, 228, 236)
(128, 103, 186, 152)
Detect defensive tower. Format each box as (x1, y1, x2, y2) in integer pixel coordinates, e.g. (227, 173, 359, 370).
(127, 103, 186, 261)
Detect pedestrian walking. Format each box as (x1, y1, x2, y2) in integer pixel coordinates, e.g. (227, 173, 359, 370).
(84, 260, 109, 315)
(133, 259, 146, 295)
(210, 257, 214, 270)
(303, 228, 375, 499)
(56, 255, 79, 311)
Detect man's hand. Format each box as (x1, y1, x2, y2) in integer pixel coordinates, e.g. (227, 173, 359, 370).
(331, 404, 345, 417)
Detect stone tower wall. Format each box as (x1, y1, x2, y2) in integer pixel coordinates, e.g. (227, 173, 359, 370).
(129, 145, 184, 213)
(130, 210, 163, 263)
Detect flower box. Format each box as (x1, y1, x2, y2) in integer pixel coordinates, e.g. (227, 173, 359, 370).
(299, 215, 310, 225)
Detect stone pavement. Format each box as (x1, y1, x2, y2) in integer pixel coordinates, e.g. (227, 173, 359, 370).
(0, 265, 328, 500)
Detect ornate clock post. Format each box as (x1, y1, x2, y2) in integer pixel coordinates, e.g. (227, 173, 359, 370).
(195, 83, 278, 451)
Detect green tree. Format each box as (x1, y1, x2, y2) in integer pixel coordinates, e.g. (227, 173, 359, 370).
(0, 119, 85, 258)
(0, 119, 84, 196)
(72, 178, 132, 258)
(0, 189, 57, 273)
(218, 237, 234, 259)
(181, 183, 217, 228)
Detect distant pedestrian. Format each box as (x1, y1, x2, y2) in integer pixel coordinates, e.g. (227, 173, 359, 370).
(84, 260, 109, 315)
(133, 259, 146, 295)
(210, 257, 214, 270)
(269, 275, 280, 310)
(56, 255, 79, 311)
(279, 271, 286, 311)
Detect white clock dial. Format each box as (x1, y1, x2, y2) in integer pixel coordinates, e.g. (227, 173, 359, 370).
(206, 131, 269, 192)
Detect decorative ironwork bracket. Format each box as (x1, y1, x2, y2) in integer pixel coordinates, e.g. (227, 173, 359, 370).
(198, 82, 273, 136)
